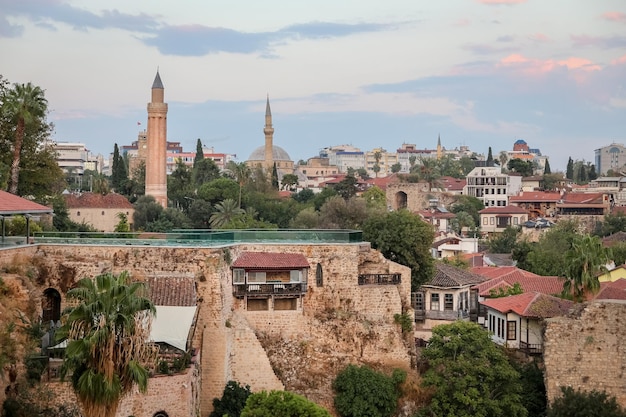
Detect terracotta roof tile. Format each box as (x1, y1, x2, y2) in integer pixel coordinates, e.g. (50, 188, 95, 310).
(594, 279, 626, 300)
(421, 263, 489, 288)
(232, 252, 310, 270)
(64, 192, 134, 209)
(0, 191, 53, 215)
(471, 266, 563, 296)
(147, 277, 196, 306)
(481, 292, 574, 318)
(509, 192, 562, 202)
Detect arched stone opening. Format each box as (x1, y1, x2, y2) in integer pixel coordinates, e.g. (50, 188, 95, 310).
(42, 288, 61, 323)
(395, 191, 408, 210)
(316, 263, 323, 287)
(153, 412, 169, 417)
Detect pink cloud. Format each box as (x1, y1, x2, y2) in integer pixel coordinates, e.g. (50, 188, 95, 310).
(498, 54, 601, 79)
(612, 55, 626, 65)
(602, 11, 626, 22)
(478, 0, 526, 5)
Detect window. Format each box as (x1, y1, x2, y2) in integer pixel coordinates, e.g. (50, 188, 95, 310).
(507, 320, 517, 340)
(513, 217, 518, 225)
(316, 263, 323, 287)
(101, 211, 105, 215)
(430, 293, 440, 310)
(76, 211, 81, 216)
(413, 292, 424, 310)
(248, 272, 266, 283)
(233, 269, 245, 284)
(483, 217, 488, 225)
(490, 217, 495, 225)
(290, 270, 301, 282)
(444, 294, 453, 310)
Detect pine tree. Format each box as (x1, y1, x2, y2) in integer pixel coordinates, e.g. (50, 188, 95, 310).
(486, 147, 494, 166)
(544, 159, 551, 174)
(566, 157, 574, 180)
(193, 138, 204, 169)
(111, 143, 127, 191)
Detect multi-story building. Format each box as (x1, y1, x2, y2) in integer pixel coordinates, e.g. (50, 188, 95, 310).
(595, 143, 626, 175)
(365, 147, 398, 177)
(396, 143, 436, 173)
(50, 141, 104, 175)
(506, 139, 548, 174)
(320, 145, 365, 173)
(463, 166, 522, 207)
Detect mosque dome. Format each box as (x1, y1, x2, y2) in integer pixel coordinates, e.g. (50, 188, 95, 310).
(248, 145, 292, 162)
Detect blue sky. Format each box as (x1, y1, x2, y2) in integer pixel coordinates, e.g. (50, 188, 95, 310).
(1, 0, 625, 171)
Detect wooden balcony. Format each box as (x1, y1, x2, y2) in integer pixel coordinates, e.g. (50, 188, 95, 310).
(414, 309, 469, 321)
(358, 273, 401, 285)
(233, 282, 307, 298)
(519, 341, 543, 355)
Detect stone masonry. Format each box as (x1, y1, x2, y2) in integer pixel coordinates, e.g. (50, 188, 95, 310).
(543, 300, 626, 407)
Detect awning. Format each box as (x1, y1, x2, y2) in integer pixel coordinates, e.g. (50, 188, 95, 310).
(150, 305, 197, 351)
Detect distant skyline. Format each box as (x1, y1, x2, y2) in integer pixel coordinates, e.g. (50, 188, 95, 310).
(2, 0, 625, 172)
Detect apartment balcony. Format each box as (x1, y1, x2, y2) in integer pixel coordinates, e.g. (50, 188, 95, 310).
(232, 282, 307, 298)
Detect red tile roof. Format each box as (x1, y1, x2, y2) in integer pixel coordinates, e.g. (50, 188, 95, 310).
(559, 192, 606, 205)
(479, 206, 528, 215)
(365, 174, 400, 191)
(147, 276, 196, 306)
(440, 176, 466, 192)
(594, 278, 626, 301)
(509, 192, 562, 203)
(64, 192, 134, 209)
(471, 266, 563, 296)
(232, 252, 310, 270)
(0, 191, 53, 216)
(481, 292, 574, 318)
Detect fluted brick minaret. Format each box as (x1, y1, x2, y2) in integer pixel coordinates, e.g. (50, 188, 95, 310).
(263, 95, 274, 170)
(146, 71, 168, 208)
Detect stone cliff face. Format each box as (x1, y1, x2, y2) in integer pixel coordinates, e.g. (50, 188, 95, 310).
(0, 243, 413, 417)
(544, 300, 626, 408)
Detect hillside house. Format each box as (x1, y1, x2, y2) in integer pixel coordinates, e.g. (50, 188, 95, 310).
(64, 192, 134, 232)
(509, 191, 561, 219)
(479, 205, 528, 234)
(481, 292, 574, 355)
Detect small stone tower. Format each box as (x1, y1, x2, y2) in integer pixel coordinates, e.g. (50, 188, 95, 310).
(146, 71, 168, 208)
(263, 95, 274, 170)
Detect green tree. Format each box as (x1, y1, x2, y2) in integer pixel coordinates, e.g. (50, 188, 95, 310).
(241, 390, 332, 417)
(198, 177, 240, 206)
(487, 226, 520, 253)
(450, 195, 484, 227)
(17, 140, 65, 200)
(486, 147, 494, 166)
(210, 380, 252, 417)
(114, 212, 131, 233)
(2, 82, 48, 194)
(289, 207, 320, 229)
(333, 175, 359, 200)
(292, 188, 315, 204)
(566, 157, 574, 180)
(515, 361, 547, 417)
(168, 159, 194, 211)
(418, 321, 527, 417)
(281, 173, 299, 191)
(413, 158, 442, 190)
(593, 212, 626, 237)
(363, 210, 434, 290)
(563, 234, 609, 301)
(210, 198, 245, 228)
(318, 196, 368, 229)
(499, 151, 508, 169)
(390, 162, 402, 173)
(271, 163, 279, 190)
(111, 143, 127, 192)
(226, 161, 251, 208)
(547, 386, 626, 417)
(543, 159, 551, 175)
(56, 272, 156, 417)
(333, 364, 405, 417)
(193, 138, 204, 168)
(132, 195, 164, 231)
(372, 150, 382, 178)
(193, 157, 220, 187)
(361, 186, 387, 210)
(507, 159, 534, 176)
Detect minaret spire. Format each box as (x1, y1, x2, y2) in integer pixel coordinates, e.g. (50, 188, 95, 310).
(437, 134, 442, 160)
(263, 94, 274, 170)
(146, 70, 168, 208)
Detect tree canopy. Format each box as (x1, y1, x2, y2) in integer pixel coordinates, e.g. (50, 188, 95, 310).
(418, 321, 527, 417)
(363, 210, 434, 290)
(241, 390, 331, 417)
(210, 380, 252, 417)
(547, 386, 626, 417)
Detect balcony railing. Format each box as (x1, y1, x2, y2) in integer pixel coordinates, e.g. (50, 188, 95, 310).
(233, 282, 307, 298)
(414, 309, 469, 321)
(519, 341, 543, 355)
(358, 274, 401, 285)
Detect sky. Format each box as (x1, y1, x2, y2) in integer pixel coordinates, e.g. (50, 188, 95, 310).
(1, 0, 625, 172)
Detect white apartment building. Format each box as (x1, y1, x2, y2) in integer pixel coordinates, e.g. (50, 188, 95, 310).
(320, 145, 365, 173)
(463, 166, 522, 207)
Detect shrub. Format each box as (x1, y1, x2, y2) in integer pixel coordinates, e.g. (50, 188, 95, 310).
(210, 380, 252, 417)
(547, 386, 626, 417)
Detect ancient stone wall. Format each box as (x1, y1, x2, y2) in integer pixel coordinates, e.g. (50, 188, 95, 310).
(543, 301, 626, 407)
(386, 183, 457, 212)
(0, 242, 413, 416)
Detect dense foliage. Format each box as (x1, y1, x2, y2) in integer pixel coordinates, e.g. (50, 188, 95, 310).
(363, 209, 434, 291)
(241, 390, 331, 417)
(546, 386, 626, 417)
(333, 364, 406, 417)
(210, 380, 252, 417)
(418, 321, 527, 417)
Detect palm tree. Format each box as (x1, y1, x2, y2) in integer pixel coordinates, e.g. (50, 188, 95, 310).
(226, 161, 251, 208)
(415, 157, 442, 190)
(210, 198, 245, 228)
(56, 272, 156, 417)
(563, 234, 609, 301)
(498, 151, 508, 170)
(3, 82, 48, 194)
(372, 150, 382, 178)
